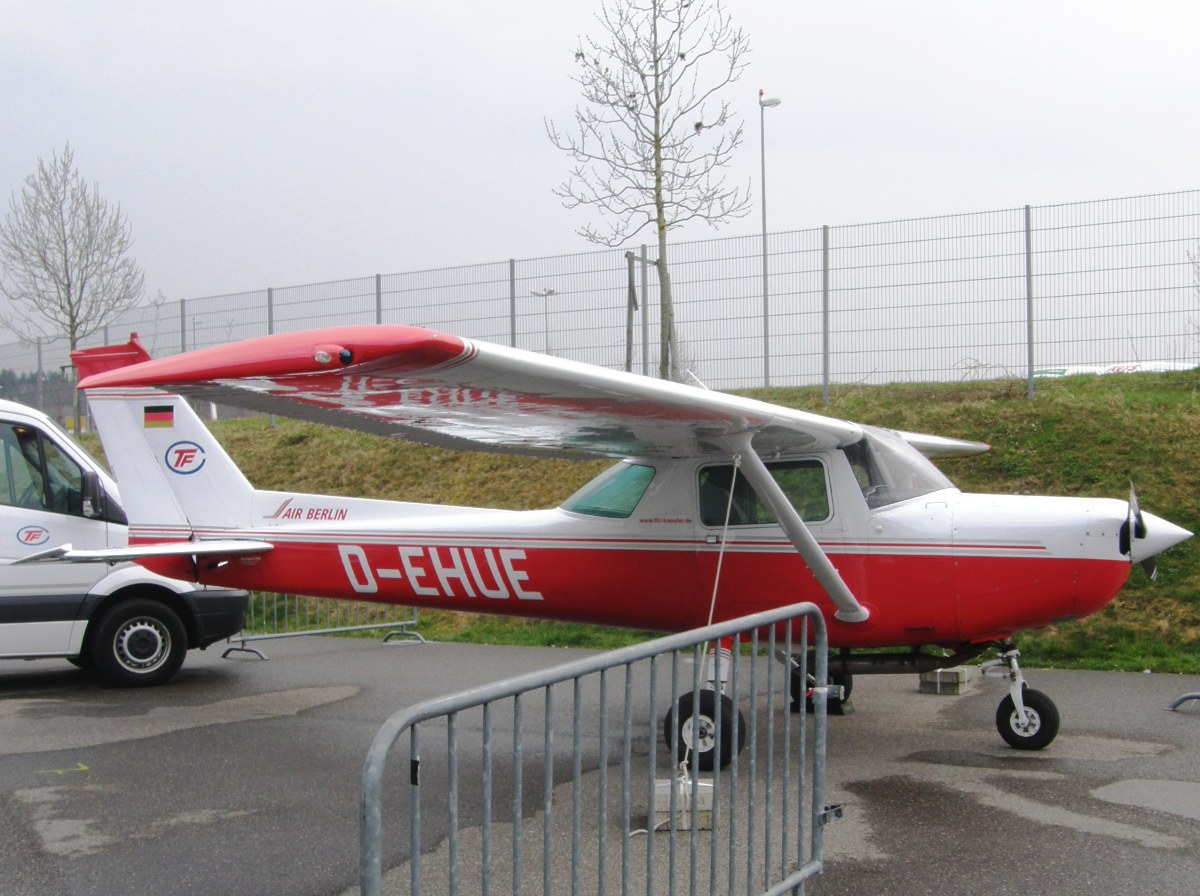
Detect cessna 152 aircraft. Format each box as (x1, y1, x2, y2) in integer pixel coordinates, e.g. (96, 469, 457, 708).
(72, 326, 1190, 760)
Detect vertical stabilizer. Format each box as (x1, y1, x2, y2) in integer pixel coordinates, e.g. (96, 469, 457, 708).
(84, 389, 255, 537)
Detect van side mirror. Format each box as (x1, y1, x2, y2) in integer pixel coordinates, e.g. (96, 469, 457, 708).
(80, 470, 104, 519)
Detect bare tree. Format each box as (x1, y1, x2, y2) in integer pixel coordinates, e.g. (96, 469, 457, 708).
(0, 143, 145, 353)
(548, 0, 750, 380)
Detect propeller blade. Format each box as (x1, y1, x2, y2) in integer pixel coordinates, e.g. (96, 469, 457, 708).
(1119, 482, 1149, 559)
(1129, 482, 1147, 540)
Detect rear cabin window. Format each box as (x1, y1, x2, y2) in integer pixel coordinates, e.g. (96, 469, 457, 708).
(561, 462, 655, 519)
(698, 459, 830, 527)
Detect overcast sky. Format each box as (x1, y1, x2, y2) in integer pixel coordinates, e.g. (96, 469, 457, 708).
(2, 0, 1197, 308)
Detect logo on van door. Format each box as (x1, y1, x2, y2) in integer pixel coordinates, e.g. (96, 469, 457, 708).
(165, 441, 207, 474)
(17, 526, 49, 546)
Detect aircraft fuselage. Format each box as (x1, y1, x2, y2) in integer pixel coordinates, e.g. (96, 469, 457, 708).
(138, 446, 1153, 651)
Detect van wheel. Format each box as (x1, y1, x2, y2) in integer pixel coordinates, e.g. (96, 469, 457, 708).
(92, 599, 186, 687)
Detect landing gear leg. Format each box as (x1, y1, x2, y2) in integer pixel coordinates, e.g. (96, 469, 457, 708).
(982, 643, 1060, 750)
(662, 640, 746, 771)
(788, 650, 852, 715)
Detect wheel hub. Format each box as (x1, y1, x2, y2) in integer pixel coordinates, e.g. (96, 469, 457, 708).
(116, 620, 168, 670)
(1009, 706, 1042, 735)
(681, 716, 716, 752)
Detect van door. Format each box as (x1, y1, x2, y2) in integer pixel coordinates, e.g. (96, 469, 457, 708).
(0, 421, 108, 656)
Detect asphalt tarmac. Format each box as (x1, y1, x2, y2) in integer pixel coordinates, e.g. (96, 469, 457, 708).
(2, 636, 1198, 896)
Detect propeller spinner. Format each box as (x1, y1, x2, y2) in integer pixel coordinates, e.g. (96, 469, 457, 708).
(1120, 483, 1191, 579)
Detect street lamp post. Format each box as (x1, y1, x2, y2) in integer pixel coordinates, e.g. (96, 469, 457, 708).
(759, 89, 781, 388)
(530, 288, 557, 354)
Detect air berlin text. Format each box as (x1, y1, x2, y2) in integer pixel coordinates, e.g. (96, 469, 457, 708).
(337, 544, 542, 600)
(266, 498, 349, 521)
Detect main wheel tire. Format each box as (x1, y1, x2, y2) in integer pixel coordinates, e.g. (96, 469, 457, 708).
(91, 599, 187, 687)
(996, 687, 1060, 750)
(664, 690, 746, 771)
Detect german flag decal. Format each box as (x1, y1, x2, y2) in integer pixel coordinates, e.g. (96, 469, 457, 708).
(143, 405, 174, 428)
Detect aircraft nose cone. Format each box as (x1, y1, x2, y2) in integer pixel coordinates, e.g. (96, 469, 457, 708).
(1129, 511, 1193, 563)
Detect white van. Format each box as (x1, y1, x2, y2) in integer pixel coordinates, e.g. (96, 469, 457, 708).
(0, 398, 248, 686)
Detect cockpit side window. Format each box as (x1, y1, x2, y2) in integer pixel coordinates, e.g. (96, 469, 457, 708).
(699, 459, 830, 526)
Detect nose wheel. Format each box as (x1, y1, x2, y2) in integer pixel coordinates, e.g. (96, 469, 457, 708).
(982, 645, 1060, 750)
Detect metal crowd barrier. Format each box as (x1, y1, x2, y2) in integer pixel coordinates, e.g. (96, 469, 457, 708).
(360, 602, 835, 896)
(224, 594, 424, 659)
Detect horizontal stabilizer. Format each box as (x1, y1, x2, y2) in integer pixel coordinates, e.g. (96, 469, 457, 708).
(10, 540, 274, 565)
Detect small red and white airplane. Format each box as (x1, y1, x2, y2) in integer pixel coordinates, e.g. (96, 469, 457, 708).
(73, 326, 1190, 758)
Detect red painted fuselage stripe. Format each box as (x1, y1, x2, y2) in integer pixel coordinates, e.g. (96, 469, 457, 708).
(138, 537, 1129, 648)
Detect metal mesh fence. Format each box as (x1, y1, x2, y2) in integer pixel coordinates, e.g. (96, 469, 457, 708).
(3, 190, 1197, 417)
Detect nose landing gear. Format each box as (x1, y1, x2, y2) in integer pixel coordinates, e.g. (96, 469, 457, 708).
(982, 644, 1060, 750)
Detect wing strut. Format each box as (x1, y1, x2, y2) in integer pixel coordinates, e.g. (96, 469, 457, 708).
(729, 435, 870, 624)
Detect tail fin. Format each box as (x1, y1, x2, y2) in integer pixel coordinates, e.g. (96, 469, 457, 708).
(75, 339, 255, 538)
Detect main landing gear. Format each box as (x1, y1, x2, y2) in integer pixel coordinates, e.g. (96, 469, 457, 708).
(660, 640, 1063, 765)
(981, 643, 1061, 750)
(662, 644, 747, 772)
(663, 689, 746, 771)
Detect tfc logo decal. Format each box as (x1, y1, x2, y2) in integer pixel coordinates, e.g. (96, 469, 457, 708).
(17, 526, 49, 546)
(165, 441, 207, 474)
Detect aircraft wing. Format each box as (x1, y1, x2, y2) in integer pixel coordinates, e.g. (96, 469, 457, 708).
(75, 326, 988, 460)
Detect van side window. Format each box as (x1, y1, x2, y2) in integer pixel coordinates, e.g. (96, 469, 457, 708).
(0, 425, 85, 515)
(1, 425, 46, 510)
(699, 459, 830, 526)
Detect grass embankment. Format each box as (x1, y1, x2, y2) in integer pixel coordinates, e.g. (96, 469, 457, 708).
(197, 373, 1200, 672)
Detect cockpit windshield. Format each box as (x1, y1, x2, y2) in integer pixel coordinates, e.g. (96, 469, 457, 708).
(842, 426, 954, 509)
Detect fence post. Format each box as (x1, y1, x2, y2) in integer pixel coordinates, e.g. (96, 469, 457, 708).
(179, 299, 187, 352)
(375, 274, 383, 325)
(640, 245, 650, 376)
(822, 224, 831, 406)
(267, 287, 274, 336)
(35, 338, 43, 412)
(1024, 205, 1035, 398)
(509, 259, 517, 348)
(763, 232, 771, 388)
(624, 251, 637, 372)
